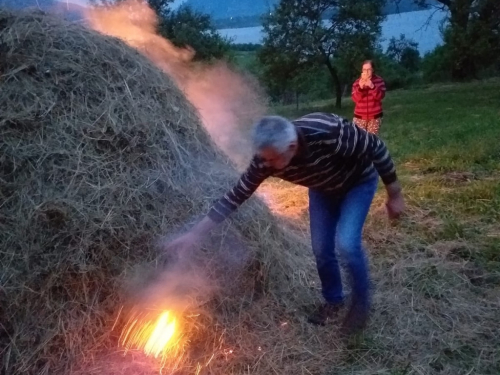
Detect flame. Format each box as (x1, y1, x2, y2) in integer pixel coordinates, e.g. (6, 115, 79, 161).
(120, 309, 184, 364)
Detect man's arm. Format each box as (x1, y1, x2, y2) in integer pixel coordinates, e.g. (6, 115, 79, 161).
(334, 120, 395, 183)
(162, 158, 270, 253)
(207, 157, 270, 224)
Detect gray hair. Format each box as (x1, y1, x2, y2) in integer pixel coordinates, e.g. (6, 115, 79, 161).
(251, 116, 297, 153)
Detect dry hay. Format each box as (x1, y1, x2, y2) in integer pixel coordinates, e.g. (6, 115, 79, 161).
(2, 8, 500, 375)
(0, 9, 315, 375)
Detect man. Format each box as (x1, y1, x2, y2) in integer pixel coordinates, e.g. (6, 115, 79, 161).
(352, 60, 386, 135)
(164, 113, 405, 335)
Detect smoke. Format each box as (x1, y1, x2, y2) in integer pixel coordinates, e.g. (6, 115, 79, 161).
(123, 254, 216, 313)
(84, 0, 267, 171)
(84, 0, 260, 311)
(121, 225, 252, 319)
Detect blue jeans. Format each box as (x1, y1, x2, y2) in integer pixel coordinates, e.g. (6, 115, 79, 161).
(308, 173, 378, 310)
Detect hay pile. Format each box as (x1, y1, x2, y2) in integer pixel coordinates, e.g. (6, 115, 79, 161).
(0, 9, 313, 375)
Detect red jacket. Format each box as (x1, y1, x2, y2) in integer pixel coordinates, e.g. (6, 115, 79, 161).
(352, 75, 386, 120)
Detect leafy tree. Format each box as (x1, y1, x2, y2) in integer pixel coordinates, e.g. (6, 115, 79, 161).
(231, 43, 263, 52)
(402, 0, 500, 79)
(421, 44, 452, 81)
(259, 0, 384, 108)
(258, 43, 305, 102)
(161, 6, 231, 61)
(386, 34, 421, 72)
(332, 0, 386, 85)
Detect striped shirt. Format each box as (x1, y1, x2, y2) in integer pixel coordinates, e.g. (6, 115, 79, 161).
(208, 112, 397, 223)
(352, 74, 386, 120)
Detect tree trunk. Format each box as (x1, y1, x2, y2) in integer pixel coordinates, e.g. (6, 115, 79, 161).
(324, 56, 342, 109)
(447, 0, 476, 79)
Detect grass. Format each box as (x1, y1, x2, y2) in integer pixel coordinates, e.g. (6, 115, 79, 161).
(231, 51, 259, 72)
(260, 78, 500, 374)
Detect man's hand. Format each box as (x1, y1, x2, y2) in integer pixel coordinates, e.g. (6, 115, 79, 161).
(386, 194, 405, 220)
(366, 79, 374, 89)
(385, 181, 405, 220)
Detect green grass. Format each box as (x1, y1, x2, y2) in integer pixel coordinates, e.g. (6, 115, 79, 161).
(271, 79, 500, 374)
(276, 79, 500, 252)
(231, 50, 260, 73)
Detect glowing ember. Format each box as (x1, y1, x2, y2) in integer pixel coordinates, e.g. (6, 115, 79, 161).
(120, 310, 183, 362)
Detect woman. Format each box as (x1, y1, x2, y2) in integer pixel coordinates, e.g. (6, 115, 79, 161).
(351, 60, 386, 135)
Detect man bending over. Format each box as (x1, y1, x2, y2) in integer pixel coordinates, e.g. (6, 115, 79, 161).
(164, 112, 405, 335)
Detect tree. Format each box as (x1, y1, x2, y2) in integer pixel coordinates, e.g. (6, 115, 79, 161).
(258, 43, 305, 103)
(259, 0, 384, 109)
(386, 34, 421, 72)
(333, 0, 386, 85)
(403, 0, 500, 79)
(160, 6, 231, 61)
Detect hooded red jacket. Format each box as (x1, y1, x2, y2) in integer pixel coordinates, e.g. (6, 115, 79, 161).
(352, 75, 386, 120)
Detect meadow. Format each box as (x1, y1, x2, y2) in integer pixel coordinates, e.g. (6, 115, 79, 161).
(258, 78, 500, 374)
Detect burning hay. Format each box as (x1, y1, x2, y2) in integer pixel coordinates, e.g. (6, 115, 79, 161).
(0, 8, 312, 375)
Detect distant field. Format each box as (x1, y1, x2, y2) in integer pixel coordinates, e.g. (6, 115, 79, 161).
(231, 50, 259, 72)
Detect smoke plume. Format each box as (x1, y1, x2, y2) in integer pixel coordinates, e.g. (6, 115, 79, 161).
(84, 0, 267, 170)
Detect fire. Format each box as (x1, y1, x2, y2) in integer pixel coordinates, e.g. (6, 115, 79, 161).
(120, 309, 184, 363)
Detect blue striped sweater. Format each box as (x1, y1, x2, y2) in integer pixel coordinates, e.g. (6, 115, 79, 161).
(208, 112, 397, 223)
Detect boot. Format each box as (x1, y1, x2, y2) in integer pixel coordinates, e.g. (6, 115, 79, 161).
(307, 301, 345, 326)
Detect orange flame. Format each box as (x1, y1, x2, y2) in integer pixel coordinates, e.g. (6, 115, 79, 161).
(120, 309, 184, 363)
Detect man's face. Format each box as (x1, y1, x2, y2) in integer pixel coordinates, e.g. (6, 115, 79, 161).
(259, 143, 297, 170)
(361, 63, 373, 80)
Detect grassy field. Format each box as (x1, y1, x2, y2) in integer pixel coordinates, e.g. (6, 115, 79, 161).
(256, 79, 500, 374)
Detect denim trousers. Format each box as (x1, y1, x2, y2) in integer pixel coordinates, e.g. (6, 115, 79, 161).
(308, 173, 378, 310)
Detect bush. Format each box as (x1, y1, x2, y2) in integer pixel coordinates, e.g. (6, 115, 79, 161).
(373, 54, 422, 90)
(422, 44, 452, 82)
(386, 34, 421, 73)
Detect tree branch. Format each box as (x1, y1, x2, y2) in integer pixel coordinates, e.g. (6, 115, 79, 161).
(416, 5, 448, 32)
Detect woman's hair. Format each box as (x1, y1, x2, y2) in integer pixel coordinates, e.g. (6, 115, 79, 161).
(362, 60, 375, 70)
